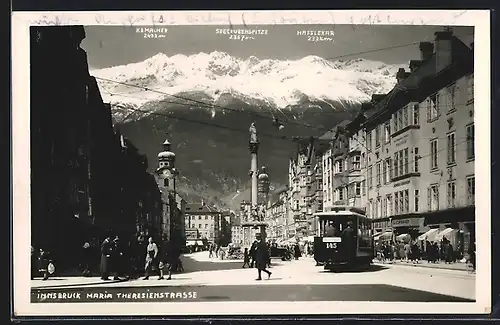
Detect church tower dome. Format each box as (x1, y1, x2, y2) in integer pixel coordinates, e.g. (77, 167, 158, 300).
(158, 138, 176, 169)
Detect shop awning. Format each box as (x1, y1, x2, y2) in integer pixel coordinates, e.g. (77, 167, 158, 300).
(418, 228, 439, 241)
(374, 231, 393, 241)
(436, 228, 458, 241)
(396, 233, 411, 242)
(186, 240, 203, 246)
(283, 238, 298, 245)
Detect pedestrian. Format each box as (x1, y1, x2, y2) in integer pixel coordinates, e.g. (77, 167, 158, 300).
(403, 242, 411, 263)
(411, 241, 420, 264)
(113, 236, 126, 280)
(254, 239, 272, 281)
(100, 236, 113, 280)
(242, 248, 251, 268)
(161, 241, 176, 280)
(38, 248, 50, 281)
(82, 241, 92, 277)
(267, 245, 272, 268)
(143, 237, 159, 280)
(293, 244, 301, 260)
(31, 246, 37, 280)
(468, 241, 476, 271)
(249, 241, 257, 268)
(209, 245, 213, 258)
(445, 240, 454, 264)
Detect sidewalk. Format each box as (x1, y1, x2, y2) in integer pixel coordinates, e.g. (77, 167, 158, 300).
(375, 259, 470, 272)
(31, 257, 378, 289)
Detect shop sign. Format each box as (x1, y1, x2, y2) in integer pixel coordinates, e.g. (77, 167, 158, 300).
(373, 220, 391, 229)
(394, 134, 409, 147)
(391, 217, 424, 228)
(393, 179, 411, 188)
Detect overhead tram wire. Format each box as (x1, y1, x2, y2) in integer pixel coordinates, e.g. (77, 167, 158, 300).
(99, 36, 475, 186)
(111, 98, 473, 188)
(95, 33, 475, 135)
(93, 40, 445, 134)
(95, 76, 475, 140)
(109, 103, 291, 142)
(95, 67, 475, 138)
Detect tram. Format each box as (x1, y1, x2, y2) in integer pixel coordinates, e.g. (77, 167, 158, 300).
(313, 206, 374, 271)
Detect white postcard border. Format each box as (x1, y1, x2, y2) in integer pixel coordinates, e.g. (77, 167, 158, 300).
(12, 10, 491, 316)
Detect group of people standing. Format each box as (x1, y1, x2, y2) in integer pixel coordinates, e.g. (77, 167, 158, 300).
(376, 237, 476, 269)
(98, 236, 183, 281)
(31, 246, 52, 280)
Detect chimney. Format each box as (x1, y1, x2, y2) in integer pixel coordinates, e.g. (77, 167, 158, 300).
(419, 42, 434, 61)
(435, 29, 454, 72)
(371, 94, 385, 105)
(396, 68, 407, 83)
(409, 60, 423, 73)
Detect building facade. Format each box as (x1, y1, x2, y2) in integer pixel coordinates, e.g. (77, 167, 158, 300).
(184, 202, 222, 244)
(264, 186, 289, 241)
(30, 26, 163, 270)
(288, 137, 328, 239)
(230, 214, 244, 246)
(359, 29, 474, 255)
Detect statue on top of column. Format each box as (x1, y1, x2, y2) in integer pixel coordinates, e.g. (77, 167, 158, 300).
(249, 122, 258, 143)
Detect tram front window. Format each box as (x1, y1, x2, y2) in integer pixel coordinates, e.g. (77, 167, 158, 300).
(323, 221, 340, 237)
(320, 216, 357, 237)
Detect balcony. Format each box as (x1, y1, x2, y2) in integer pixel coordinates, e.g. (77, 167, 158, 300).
(391, 172, 421, 183)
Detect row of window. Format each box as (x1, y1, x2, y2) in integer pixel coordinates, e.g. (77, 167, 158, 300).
(366, 75, 474, 150)
(323, 121, 474, 190)
(430, 124, 475, 169)
(187, 223, 214, 229)
(363, 123, 475, 189)
(325, 123, 474, 189)
(186, 215, 216, 220)
(368, 176, 475, 218)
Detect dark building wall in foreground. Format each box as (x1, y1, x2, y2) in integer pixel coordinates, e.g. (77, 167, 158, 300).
(30, 26, 162, 269)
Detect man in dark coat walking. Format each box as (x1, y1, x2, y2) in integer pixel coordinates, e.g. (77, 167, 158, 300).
(254, 239, 272, 280)
(249, 241, 257, 268)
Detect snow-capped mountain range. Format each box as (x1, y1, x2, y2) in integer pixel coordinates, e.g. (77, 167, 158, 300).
(91, 51, 404, 115)
(91, 51, 405, 208)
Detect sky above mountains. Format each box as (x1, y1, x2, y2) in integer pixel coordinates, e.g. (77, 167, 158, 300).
(82, 25, 474, 69)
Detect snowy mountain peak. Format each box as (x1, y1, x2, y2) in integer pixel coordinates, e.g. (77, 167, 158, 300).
(92, 52, 405, 110)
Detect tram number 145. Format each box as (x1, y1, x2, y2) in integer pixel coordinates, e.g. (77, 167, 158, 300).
(326, 243, 337, 249)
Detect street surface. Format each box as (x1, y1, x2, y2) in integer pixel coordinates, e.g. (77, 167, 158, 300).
(31, 252, 475, 302)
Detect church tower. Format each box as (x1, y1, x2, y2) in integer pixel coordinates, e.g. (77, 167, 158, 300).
(157, 138, 177, 193)
(155, 137, 177, 242)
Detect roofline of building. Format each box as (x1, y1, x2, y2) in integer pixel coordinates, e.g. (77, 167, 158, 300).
(362, 58, 473, 131)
